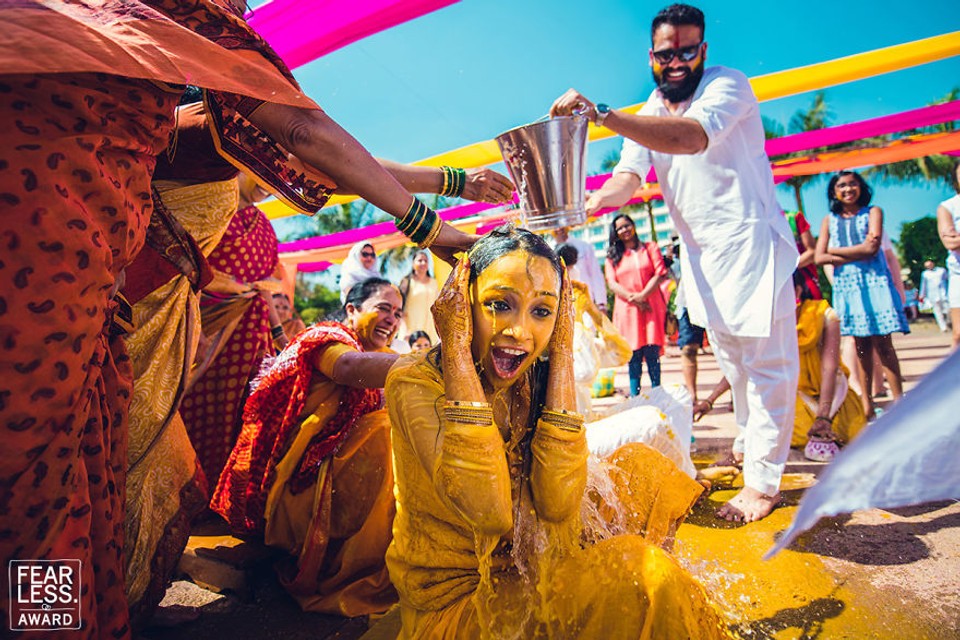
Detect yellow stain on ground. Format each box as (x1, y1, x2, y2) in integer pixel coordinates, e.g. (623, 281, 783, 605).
(676, 489, 940, 639)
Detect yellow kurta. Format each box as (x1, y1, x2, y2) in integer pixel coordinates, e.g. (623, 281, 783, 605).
(385, 355, 732, 639)
(264, 342, 396, 616)
(793, 299, 867, 447)
(401, 276, 439, 343)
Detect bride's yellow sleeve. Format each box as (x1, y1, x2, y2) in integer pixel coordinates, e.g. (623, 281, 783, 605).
(530, 418, 588, 523)
(387, 358, 513, 536)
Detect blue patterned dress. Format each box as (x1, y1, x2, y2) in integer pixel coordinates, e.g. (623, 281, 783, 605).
(829, 207, 910, 337)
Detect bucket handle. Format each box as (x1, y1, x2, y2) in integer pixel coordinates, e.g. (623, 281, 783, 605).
(530, 103, 590, 125)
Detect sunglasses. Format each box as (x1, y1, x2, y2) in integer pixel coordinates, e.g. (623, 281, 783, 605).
(651, 42, 703, 65)
(360, 251, 376, 258)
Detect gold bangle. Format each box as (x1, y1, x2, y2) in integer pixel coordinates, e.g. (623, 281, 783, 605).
(418, 215, 443, 249)
(540, 408, 584, 432)
(443, 400, 494, 426)
(444, 411, 494, 426)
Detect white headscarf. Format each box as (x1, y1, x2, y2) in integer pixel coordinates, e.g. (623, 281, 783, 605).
(340, 241, 381, 303)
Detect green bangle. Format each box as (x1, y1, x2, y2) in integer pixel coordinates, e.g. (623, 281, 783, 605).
(440, 166, 466, 198)
(396, 198, 438, 245)
(397, 199, 426, 235)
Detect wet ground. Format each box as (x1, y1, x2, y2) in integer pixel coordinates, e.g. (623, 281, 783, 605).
(140, 320, 959, 639)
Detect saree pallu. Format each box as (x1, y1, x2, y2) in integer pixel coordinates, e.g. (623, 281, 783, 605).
(0, 73, 180, 640)
(212, 324, 393, 615)
(180, 205, 279, 491)
(123, 179, 238, 626)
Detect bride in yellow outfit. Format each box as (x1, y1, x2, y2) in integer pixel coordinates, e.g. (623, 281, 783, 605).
(386, 225, 732, 639)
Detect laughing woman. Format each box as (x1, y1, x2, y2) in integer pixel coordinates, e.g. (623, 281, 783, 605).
(211, 278, 402, 616)
(385, 226, 729, 639)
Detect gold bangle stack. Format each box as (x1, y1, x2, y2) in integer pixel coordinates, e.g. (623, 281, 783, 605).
(540, 408, 585, 432)
(419, 214, 443, 249)
(443, 400, 494, 426)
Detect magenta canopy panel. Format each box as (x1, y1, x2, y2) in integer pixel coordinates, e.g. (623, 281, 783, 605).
(246, 0, 459, 70)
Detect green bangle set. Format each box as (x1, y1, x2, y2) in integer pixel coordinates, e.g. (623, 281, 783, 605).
(440, 166, 467, 198)
(396, 198, 442, 248)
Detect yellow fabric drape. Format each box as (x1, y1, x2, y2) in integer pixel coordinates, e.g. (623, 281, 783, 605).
(792, 299, 867, 447)
(124, 179, 239, 610)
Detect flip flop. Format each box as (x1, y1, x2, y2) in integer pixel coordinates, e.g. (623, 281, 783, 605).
(804, 438, 840, 462)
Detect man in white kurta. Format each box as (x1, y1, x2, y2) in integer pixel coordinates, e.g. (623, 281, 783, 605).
(551, 3, 799, 522)
(919, 260, 950, 332)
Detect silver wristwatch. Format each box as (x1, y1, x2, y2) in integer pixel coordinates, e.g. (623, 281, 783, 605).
(595, 103, 611, 126)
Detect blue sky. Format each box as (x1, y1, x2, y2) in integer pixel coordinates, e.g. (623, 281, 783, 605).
(267, 0, 960, 240)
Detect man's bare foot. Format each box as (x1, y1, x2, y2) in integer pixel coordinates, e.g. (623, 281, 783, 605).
(715, 487, 781, 523)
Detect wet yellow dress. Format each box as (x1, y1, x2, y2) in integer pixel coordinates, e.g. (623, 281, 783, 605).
(792, 300, 867, 447)
(385, 355, 732, 639)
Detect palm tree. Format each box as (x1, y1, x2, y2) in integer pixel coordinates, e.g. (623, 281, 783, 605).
(378, 244, 417, 279)
(864, 88, 959, 191)
(765, 91, 834, 215)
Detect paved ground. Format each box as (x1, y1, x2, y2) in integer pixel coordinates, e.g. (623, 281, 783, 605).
(139, 319, 958, 639)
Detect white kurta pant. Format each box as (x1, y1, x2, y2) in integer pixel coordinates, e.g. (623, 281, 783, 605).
(930, 298, 950, 332)
(709, 285, 799, 496)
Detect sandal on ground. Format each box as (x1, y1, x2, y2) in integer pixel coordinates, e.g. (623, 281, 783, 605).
(804, 437, 840, 462)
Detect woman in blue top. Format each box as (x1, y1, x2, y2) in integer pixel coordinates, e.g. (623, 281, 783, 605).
(815, 170, 909, 420)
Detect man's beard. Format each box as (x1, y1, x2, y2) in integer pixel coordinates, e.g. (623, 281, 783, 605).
(653, 62, 704, 103)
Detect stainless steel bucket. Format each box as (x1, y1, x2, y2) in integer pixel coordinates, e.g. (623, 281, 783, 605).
(495, 115, 588, 231)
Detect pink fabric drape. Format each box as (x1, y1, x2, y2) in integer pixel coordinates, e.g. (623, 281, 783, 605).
(297, 260, 333, 273)
(278, 200, 501, 253)
(765, 100, 960, 157)
(247, 0, 458, 70)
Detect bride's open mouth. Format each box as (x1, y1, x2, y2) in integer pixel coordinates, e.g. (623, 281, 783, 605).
(373, 325, 393, 341)
(490, 346, 528, 378)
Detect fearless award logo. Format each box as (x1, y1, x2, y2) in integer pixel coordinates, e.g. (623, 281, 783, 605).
(8, 560, 82, 632)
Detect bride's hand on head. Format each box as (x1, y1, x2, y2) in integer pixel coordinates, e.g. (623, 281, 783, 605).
(550, 265, 575, 358)
(432, 255, 473, 358)
(545, 265, 576, 411)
